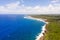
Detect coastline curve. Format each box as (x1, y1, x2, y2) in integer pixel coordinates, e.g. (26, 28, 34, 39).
(24, 16, 48, 40)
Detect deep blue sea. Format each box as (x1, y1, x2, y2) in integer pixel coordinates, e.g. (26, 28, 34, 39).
(0, 14, 45, 40)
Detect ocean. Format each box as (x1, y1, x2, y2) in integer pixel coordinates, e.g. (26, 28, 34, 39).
(0, 14, 45, 40)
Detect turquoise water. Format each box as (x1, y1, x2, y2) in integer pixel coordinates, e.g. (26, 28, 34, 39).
(0, 14, 45, 40)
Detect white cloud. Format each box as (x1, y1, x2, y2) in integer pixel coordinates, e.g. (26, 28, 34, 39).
(51, 0, 59, 3)
(6, 1, 20, 9)
(0, 1, 60, 14)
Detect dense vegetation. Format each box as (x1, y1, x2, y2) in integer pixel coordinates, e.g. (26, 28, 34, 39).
(31, 15, 60, 40)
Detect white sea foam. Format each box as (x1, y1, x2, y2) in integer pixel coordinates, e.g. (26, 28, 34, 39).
(24, 16, 48, 40)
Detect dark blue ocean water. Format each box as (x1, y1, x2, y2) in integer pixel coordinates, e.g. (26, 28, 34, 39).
(0, 14, 45, 40)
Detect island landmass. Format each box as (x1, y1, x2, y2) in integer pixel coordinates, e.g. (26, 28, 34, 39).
(30, 14, 60, 40)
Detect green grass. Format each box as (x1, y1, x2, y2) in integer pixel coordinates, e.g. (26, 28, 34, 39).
(31, 15, 60, 40)
(44, 20, 60, 40)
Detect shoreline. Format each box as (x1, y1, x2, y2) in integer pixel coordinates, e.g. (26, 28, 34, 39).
(24, 16, 48, 40)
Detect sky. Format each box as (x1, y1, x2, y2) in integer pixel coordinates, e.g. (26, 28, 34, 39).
(0, 0, 60, 14)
